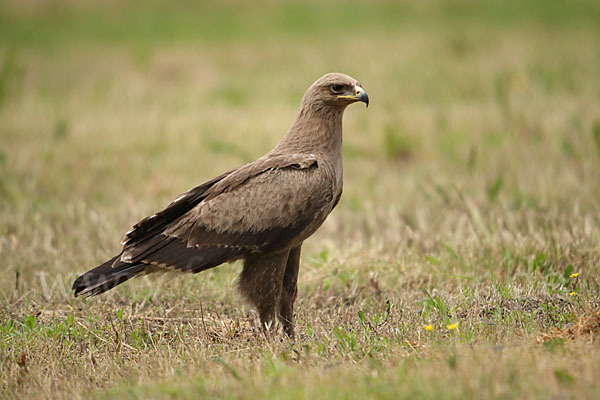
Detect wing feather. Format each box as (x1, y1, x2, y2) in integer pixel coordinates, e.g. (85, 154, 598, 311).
(119, 154, 329, 273)
(120, 170, 232, 248)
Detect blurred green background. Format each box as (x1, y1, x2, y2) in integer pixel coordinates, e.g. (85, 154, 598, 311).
(2, 0, 600, 282)
(1, 0, 599, 286)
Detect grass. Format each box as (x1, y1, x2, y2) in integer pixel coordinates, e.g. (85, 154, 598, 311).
(1, 0, 600, 398)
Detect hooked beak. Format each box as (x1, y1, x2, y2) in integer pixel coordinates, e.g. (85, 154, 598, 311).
(355, 85, 369, 107)
(338, 84, 369, 107)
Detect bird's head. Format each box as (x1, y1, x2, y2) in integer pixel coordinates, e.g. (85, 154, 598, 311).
(303, 72, 369, 110)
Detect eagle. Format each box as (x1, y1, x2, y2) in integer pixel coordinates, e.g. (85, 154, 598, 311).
(72, 72, 369, 337)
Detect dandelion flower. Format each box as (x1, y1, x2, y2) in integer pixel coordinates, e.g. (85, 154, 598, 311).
(569, 291, 576, 296)
(424, 324, 433, 331)
(569, 272, 579, 278)
(447, 323, 459, 330)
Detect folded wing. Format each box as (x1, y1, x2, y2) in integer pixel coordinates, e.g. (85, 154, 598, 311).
(119, 154, 330, 273)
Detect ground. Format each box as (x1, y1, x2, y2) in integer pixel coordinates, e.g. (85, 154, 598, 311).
(1, 0, 600, 398)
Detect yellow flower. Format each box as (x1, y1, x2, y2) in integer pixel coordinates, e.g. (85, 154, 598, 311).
(569, 291, 576, 296)
(569, 272, 579, 278)
(424, 324, 433, 331)
(447, 323, 459, 331)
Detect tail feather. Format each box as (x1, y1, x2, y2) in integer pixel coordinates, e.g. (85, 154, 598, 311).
(72, 254, 146, 297)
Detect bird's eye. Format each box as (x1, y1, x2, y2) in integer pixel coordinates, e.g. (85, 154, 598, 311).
(331, 84, 344, 94)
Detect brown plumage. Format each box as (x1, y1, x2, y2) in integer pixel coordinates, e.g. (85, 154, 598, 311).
(72, 72, 369, 337)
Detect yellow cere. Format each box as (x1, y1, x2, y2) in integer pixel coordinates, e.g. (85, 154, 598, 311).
(447, 323, 459, 330)
(424, 324, 433, 331)
(569, 272, 579, 278)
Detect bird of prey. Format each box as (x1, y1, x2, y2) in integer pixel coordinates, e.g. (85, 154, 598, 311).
(72, 72, 369, 337)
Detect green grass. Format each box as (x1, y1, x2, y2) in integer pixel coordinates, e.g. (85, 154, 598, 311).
(1, 0, 600, 398)
(2, 0, 599, 49)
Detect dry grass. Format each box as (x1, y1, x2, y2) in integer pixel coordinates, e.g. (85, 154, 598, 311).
(1, 0, 600, 398)
(538, 307, 600, 345)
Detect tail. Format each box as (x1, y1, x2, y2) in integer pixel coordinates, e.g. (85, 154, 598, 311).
(72, 253, 146, 297)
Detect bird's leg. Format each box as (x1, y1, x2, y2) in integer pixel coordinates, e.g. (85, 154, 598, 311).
(278, 245, 301, 338)
(239, 249, 290, 334)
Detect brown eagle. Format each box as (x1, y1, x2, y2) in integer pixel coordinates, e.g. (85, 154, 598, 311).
(72, 72, 369, 337)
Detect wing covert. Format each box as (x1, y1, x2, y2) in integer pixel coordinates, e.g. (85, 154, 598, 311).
(120, 154, 332, 272)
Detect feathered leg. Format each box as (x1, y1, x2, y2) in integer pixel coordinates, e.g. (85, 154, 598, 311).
(239, 249, 290, 332)
(278, 245, 301, 338)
